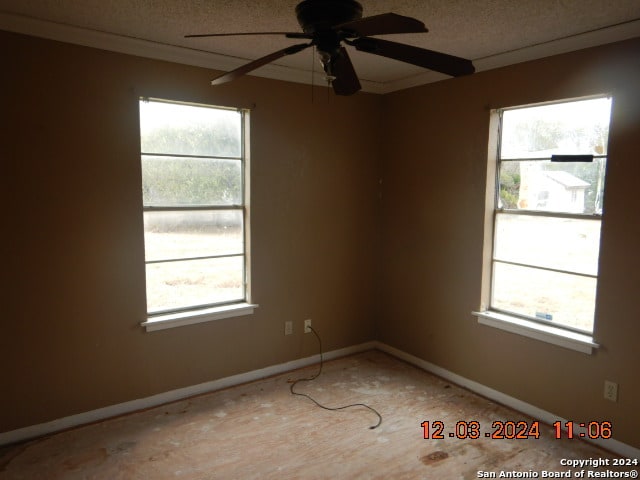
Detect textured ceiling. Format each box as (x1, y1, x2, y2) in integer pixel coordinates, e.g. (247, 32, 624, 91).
(1, 0, 639, 93)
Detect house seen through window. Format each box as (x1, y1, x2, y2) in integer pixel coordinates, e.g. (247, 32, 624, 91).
(139, 98, 249, 317)
(489, 96, 612, 334)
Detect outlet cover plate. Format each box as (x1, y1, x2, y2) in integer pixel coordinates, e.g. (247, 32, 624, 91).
(604, 380, 618, 402)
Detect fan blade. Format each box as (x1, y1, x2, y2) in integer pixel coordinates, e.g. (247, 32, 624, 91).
(186, 31, 311, 39)
(337, 13, 427, 38)
(211, 42, 312, 85)
(330, 47, 362, 95)
(351, 37, 475, 77)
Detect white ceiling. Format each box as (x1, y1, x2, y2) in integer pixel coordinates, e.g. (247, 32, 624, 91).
(1, 0, 639, 94)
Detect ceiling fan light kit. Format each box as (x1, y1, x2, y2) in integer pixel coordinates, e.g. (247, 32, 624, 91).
(186, 0, 475, 95)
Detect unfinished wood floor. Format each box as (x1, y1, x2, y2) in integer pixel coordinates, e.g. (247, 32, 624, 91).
(0, 350, 630, 479)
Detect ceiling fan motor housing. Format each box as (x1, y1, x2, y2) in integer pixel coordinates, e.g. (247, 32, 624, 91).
(295, 0, 363, 34)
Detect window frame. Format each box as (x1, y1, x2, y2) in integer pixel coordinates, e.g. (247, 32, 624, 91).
(138, 98, 256, 331)
(474, 95, 612, 353)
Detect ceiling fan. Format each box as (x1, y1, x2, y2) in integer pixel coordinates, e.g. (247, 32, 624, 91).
(186, 0, 475, 95)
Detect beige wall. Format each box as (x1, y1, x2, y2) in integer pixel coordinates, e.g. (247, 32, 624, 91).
(2, 29, 639, 450)
(379, 38, 640, 449)
(1, 31, 381, 432)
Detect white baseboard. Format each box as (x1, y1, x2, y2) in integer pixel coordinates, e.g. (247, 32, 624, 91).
(2, 339, 638, 459)
(374, 341, 640, 459)
(0, 341, 376, 447)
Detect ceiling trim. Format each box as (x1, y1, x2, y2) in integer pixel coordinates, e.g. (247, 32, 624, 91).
(0, 12, 387, 94)
(383, 18, 640, 94)
(1, 12, 639, 95)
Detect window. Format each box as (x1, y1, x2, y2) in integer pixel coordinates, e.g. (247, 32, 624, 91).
(476, 96, 612, 351)
(139, 98, 254, 330)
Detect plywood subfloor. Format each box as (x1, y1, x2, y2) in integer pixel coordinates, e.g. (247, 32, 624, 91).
(0, 350, 631, 479)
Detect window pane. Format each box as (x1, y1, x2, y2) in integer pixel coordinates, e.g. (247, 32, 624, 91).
(498, 158, 606, 214)
(494, 213, 601, 276)
(142, 156, 242, 206)
(140, 101, 241, 157)
(500, 97, 611, 159)
(146, 256, 244, 313)
(144, 210, 243, 262)
(492, 262, 596, 332)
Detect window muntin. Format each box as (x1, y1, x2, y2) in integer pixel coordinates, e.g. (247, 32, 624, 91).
(145, 257, 245, 313)
(490, 97, 611, 334)
(143, 210, 244, 262)
(499, 98, 611, 159)
(498, 158, 606, 214)
(141, 156, 242, 206)
(140, 100, 241, 158)
(491, 262, 598, 332)
(493, 214, 601, 276)
(140, 98, 248, 316)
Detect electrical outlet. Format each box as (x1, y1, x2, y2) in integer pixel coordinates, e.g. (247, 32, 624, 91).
(304, 319, 312, 333)
(284, 321, 293, 336)
(604, 380, 618, 402)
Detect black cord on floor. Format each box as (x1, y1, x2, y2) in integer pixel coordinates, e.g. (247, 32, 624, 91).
(289, 326, 382, 430)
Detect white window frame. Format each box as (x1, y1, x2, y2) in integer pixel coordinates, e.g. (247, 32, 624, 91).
(138, 98, 256, 332)
(474, 96, 611, 354)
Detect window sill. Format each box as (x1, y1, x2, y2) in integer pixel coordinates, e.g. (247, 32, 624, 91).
(141, 303, 258, 332)
(472, 311, 599, 354)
